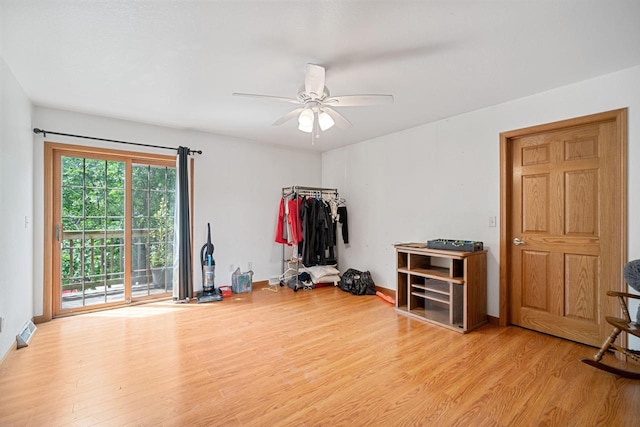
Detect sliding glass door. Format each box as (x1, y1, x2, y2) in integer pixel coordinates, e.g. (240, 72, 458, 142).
(131, 163, 175, 298)
(50, 144, 176, 316)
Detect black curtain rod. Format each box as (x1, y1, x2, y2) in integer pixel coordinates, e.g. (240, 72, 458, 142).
(32, 128, 202, 155)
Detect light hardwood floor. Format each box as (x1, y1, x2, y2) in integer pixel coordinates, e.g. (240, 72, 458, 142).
(1, 286, 639, 426)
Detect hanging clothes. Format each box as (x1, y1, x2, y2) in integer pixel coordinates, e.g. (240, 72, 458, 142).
(275, 196, 287, 244)
(327, 197, 339, 222)
(299, 197, 335, 266)
(275, 193, 304, 245)
(287, 196, 304, 244)
(337, 206, 349, 244)
(315, 199, 330, 264)
(276, 189, 346, 267)
(300, 197, 311, 263)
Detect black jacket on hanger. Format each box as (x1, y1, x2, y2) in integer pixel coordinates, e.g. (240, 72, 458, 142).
(337, 206, 349, 244)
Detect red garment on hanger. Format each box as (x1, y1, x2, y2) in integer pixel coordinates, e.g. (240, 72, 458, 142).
(275, 197, 287, 244)
(287, 197, 303, 244)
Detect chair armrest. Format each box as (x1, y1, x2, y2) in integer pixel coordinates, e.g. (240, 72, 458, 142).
(607, 290, 640, 300)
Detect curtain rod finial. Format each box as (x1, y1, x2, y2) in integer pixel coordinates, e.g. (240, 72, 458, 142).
(33, 128, 46, 137)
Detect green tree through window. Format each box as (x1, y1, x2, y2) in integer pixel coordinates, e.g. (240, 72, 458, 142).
(60, 156, 175, 309)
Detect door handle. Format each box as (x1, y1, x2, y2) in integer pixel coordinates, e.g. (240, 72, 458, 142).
(513, 237, 526, 246)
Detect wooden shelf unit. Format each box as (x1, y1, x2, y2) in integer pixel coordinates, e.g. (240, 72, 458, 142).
(395, 244, 487, 333)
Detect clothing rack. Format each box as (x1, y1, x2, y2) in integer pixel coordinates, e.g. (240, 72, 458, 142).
(280, 186, 340, 289)
(282, 185, 338, 198)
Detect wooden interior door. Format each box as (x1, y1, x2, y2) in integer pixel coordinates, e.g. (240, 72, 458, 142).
(500, 109, 626, 347)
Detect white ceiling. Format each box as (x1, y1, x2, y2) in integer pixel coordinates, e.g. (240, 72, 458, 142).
(2, 0, 640, 152)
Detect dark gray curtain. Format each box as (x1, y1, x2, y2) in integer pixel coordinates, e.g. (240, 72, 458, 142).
(173, 146, 193, 301)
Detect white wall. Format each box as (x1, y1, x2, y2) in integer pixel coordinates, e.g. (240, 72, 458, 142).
(31, 107, 321, 315)
(0, 56, 34, 359)
(323, 65, 640, 321)
(5, 59, 638, 364)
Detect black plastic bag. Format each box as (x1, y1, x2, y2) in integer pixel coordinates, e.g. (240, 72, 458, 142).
(339, 268, 376, 295)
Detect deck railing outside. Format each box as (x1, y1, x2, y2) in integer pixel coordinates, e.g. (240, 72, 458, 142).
(61, 229, 173, 304)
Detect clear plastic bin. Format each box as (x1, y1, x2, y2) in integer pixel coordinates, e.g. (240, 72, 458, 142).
(231, 268, 253, 293)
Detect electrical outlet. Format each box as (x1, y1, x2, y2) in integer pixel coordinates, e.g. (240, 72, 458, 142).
(0, 316, 4, 333)
(230, 264, 234, 272)
(248, 261, 253, 271)
(489, 216, 497, 227)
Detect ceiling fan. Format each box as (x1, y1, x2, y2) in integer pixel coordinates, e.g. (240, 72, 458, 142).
(233, 64, 393, 143)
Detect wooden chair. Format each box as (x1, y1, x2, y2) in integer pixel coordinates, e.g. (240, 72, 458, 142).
(581, 290, 640, 379)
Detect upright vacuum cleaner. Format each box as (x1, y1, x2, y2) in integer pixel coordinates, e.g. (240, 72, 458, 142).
(197, 223, 222, 303)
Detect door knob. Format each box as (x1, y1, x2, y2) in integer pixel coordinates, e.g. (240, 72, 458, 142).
(513, 238, 526, 246)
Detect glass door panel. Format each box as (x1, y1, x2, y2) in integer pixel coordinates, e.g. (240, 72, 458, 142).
(60, 156, 126, 310)
(131, 163, 176, 298)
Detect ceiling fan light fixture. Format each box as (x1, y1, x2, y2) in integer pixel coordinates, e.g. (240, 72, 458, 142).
(298, 109, 314, 126)
(298, 121, 313, 133)
(318, 111, 335, 131)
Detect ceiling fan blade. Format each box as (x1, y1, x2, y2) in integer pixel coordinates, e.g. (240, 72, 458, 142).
(324, 94, 394, 107)
(304, 64, 325, 99)
(272, 107, 305, 126)
(233, 93, 301, 104)
(323, 107, 352, 129)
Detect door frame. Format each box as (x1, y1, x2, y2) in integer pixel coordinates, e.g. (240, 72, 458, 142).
(499, 109, 627, 328)
(40, 141, 191, 321)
